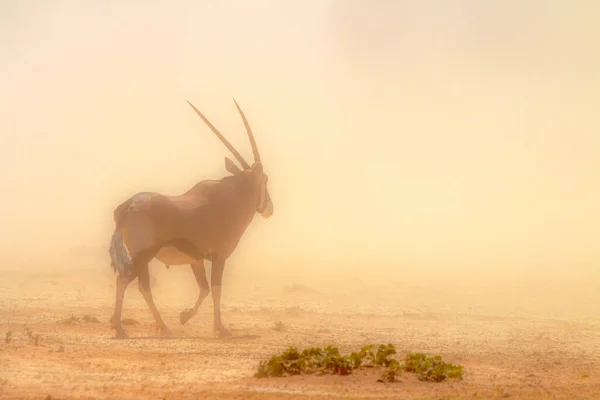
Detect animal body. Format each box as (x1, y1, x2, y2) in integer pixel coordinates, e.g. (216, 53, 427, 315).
(108, 99, 273, 339)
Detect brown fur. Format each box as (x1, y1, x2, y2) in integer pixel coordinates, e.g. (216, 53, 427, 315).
(118, 169, 263, 263)
(108, 99, 273, 339)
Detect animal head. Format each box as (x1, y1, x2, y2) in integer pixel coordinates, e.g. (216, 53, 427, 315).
(186, 99, 273, 219)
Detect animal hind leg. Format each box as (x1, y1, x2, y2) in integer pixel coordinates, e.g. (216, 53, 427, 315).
(111, 208, 157, 338)
(138, 263, 172, 336)
(111, 274, 133, 339)
(180, 260, 210, 325)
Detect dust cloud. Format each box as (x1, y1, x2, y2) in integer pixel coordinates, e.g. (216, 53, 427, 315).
(1, 1, 600, 398)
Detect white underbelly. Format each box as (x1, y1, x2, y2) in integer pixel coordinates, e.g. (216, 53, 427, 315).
(154, 246, 196, 265)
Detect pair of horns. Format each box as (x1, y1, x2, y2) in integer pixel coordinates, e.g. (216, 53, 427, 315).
(186, 99, 261, 170)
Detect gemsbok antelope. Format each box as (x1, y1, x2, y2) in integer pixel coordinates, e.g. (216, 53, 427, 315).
(108, 99, 273, 339)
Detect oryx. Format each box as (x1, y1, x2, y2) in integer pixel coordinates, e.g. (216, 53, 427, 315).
(108, 99, 273, 339)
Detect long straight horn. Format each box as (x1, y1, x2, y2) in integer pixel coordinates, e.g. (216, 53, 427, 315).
(186, 100, 250, 170)
(232, 98, 261, 164)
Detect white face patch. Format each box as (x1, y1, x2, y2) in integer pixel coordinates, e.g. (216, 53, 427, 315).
(257, 173, 271, 210)
(257, 178, 273, 218)
(259, 200, 273, 218)
(258, 183, 267, 210)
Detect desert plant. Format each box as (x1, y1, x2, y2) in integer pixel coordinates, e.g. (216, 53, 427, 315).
(26, 328, 40, 346)
(374, 344, 397, 366)
(82, 315, 99, 323)
(121, 318, 139, 326)
(255, 344, 397, 378)
(61, 315, 80, 324)
(255, 344, 464, 383)
(61, 314, 100, 324)
(379, 359, 401, 382)
(403, 353, 464, 382)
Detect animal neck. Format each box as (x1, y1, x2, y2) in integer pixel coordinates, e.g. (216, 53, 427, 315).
(225, 172, 260, 220)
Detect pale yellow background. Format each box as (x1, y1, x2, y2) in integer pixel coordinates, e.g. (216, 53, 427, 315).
(1, 0, 598, 284)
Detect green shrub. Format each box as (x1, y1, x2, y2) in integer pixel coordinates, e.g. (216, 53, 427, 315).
(403, 353, 464, 382)
(379, 359, 401, 382)
(255, 344, 464, 383)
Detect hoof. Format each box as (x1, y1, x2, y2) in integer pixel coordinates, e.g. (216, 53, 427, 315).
(179, 309, 195, 325)
(214, 326, 232, 338)
(114, 329, 129, 339)
(158, 324, 172, 337)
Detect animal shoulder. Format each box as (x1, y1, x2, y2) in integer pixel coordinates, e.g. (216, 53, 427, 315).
(187, 175, 241, 195)
(166, 176, 236, 206)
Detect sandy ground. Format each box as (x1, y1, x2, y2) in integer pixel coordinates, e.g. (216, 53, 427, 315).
(1, 262, 600, 399)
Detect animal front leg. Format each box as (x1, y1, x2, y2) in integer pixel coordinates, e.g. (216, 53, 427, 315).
(138, 264, 172, 336)
(180, 260, 210, 325)
(211, 258, 231, 338)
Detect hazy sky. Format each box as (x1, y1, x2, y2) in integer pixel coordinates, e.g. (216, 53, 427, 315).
(1, 0, 599, 274)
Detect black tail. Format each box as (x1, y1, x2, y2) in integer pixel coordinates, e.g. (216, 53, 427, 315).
(109, 229, 132, 277)
(108, 197, 136, 276)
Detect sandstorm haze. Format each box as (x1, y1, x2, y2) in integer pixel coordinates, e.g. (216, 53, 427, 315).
(0, 0, 599, 283)
(3, 3, 600, 398)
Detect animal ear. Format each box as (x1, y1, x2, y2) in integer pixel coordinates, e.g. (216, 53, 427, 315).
(225, 157, 242, 175)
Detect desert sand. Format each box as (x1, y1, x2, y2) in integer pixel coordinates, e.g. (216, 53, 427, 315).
(3, 1, 600, 399)
(1, 258, 600, 400)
